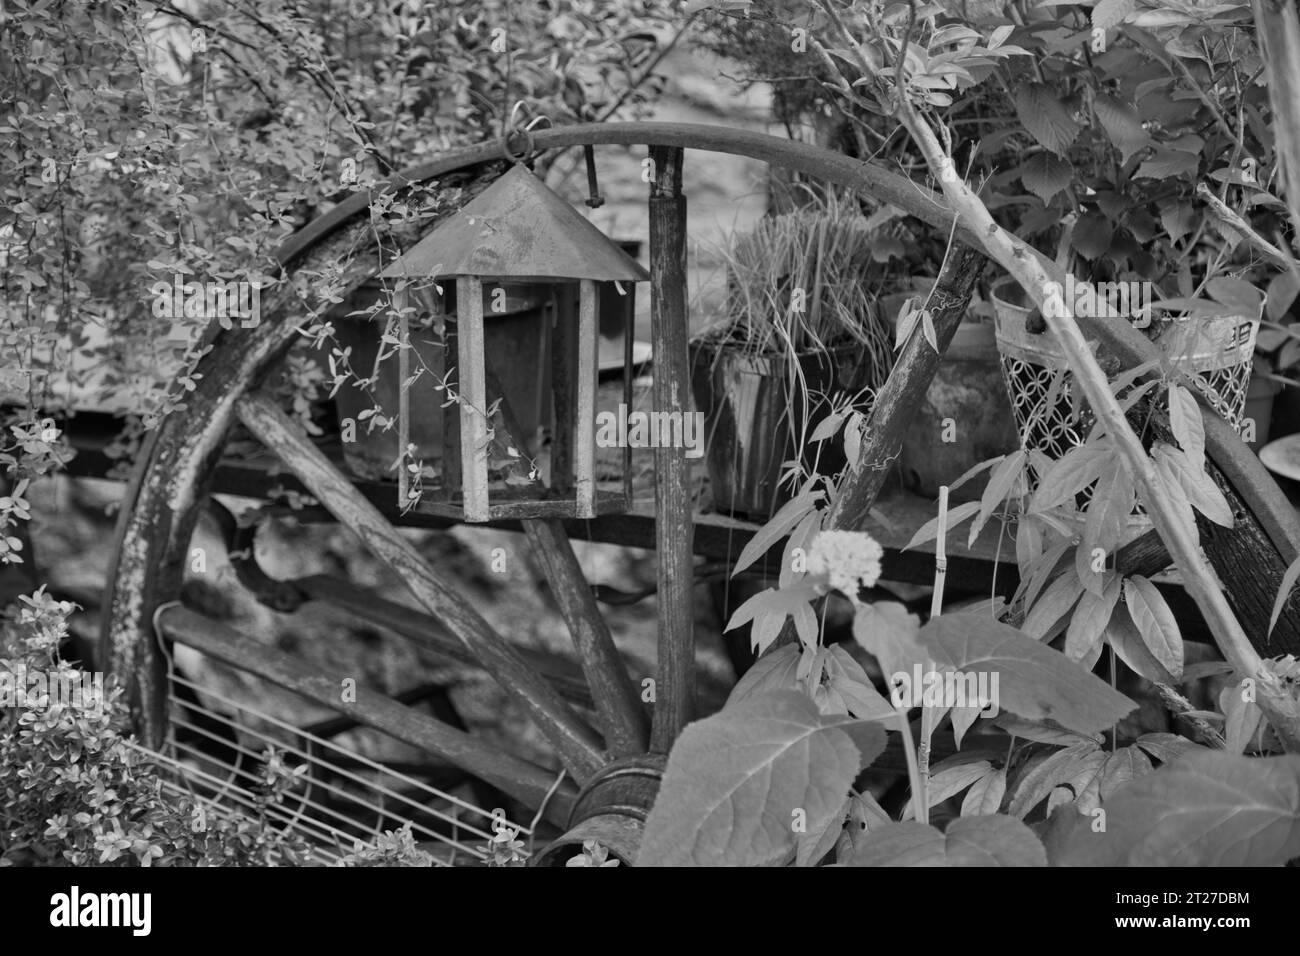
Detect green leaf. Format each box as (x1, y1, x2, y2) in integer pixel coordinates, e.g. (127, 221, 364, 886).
(1123, 575, 1184, 679)
(1268, 552, 1300, 637)
(1022, 571, 1086, 641)
(1009, 742, 1105, 817)
(1041, 751, 1300, 866)
(796, 797, 849, 867)
(731, 490, 822, 576)
(1166, 385, 1205, 471)
(845, 816, 1046, 866)
(1149, 449, 1200, 546)
(1065, 571, 1121, 660)
(1071, 210, 1114, 260)
(1013, 83, 1081, 156)
(970, 449, 1026, 547)
(901, 759, 992, 820)
(916, 614, 1135, 733)
(1100, 745, 1155, 800)
(852, 601, 923, 679)
(726, 644, 801, 706)
(1135, 732, 1203, 764)
(1030, 442, 1112, 510)
(1267, 271, 1300, 322)
(725, 585, 820, 654)
(1151, 443, 1232, 527)
(816, 645, 897, 721)
(1134, 148, 1199, 180)
(1092, 93, 1151, 163)
(903, 499, 981, 550)
(1159, 200, 1195, 244)
(1092, 0, 1136, 30)
(1105, 601, 1178, 683)
(1079, 460, 1134, 593)
(961, 767, 1008, 816)
(1206, 277, 1264, 318)
(1019, 152, 1074, 203)
(638, 692, 886, 866)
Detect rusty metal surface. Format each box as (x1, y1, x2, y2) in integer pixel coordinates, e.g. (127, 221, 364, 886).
(379, 165, 650, 283)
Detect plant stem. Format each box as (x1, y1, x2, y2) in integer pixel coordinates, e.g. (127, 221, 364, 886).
(896, 708, 927, 825)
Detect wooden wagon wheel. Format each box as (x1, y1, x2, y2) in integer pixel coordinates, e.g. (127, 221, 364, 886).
(100, 122, 1300, 866)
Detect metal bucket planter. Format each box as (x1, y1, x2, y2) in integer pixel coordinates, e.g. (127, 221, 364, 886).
(990, 277, 1258, 527)
(690, 334, 875, 521)
(332, 280, 553, 482)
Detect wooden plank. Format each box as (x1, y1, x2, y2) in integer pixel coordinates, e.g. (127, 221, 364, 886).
(236, 392, 605, 782)
(456, 276, 490, 521)
(157, 604, 577, 825)
(575, 280, 598, 518)
(439, 312, 461, 496)
(551, 285, 576, 494)
(647, 144, 695, 752)
(524, 518, 649, 757)
(827, 247, 985, 531)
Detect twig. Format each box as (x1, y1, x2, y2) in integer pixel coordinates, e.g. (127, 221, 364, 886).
(1195, 182, 1299, 275)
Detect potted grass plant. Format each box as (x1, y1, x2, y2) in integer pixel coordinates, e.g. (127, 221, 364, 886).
(690, 193, 894, 520)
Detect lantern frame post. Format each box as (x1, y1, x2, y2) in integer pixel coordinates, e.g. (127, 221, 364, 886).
(575, 278, 598, 519)
(456, 275, 491, 522)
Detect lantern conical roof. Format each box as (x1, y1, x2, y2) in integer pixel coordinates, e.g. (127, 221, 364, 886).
(378, 165, 650, 283)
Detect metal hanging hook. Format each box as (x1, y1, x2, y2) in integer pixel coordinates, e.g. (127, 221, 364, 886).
(583, 145, 604, 209)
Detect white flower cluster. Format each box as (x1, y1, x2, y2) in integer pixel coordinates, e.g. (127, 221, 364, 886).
(806, 530, 884, 599)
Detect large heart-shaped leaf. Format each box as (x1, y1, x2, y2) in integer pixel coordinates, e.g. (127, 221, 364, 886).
(1020, 152, 1074, 203)
(1041, 752, 1300, 866)
(915, 614, 1136, 734)
(638, 692, 886, 867)
(846, 816, 1046, 866)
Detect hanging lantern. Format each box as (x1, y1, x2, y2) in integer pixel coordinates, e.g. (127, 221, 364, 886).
(377, 164, 649, 522)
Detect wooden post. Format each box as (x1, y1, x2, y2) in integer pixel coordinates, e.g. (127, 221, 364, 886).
(396, 285, 411, 510)
(457, 275, 490, 522)
(648, 145, 695, 752)
(439, 308, 461, 499)
(576, 279, 598, 518)
(551, 286, 576, 495)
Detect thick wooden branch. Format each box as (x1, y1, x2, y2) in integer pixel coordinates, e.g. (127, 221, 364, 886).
(827, 246, 986, 531)
(1251, 0, 1300, 256)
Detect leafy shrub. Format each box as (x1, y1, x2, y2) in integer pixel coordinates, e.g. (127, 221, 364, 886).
(0, 588, 423, 867)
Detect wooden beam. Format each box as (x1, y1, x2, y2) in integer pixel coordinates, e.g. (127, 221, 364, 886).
(551, 285, 576, 495)
(236, 391, 605, 782)
(524, 518, 649, 757)
(456, 276, 490, 522)
(648, 144, 696, 752)
(157, 604, 577, 825)
(575, 279, 598, 518)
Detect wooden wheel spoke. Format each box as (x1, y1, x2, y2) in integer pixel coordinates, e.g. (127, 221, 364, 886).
(523, 519, 649, 757)
(157, 605, 576, 825)
(235, 391, 605, 783)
